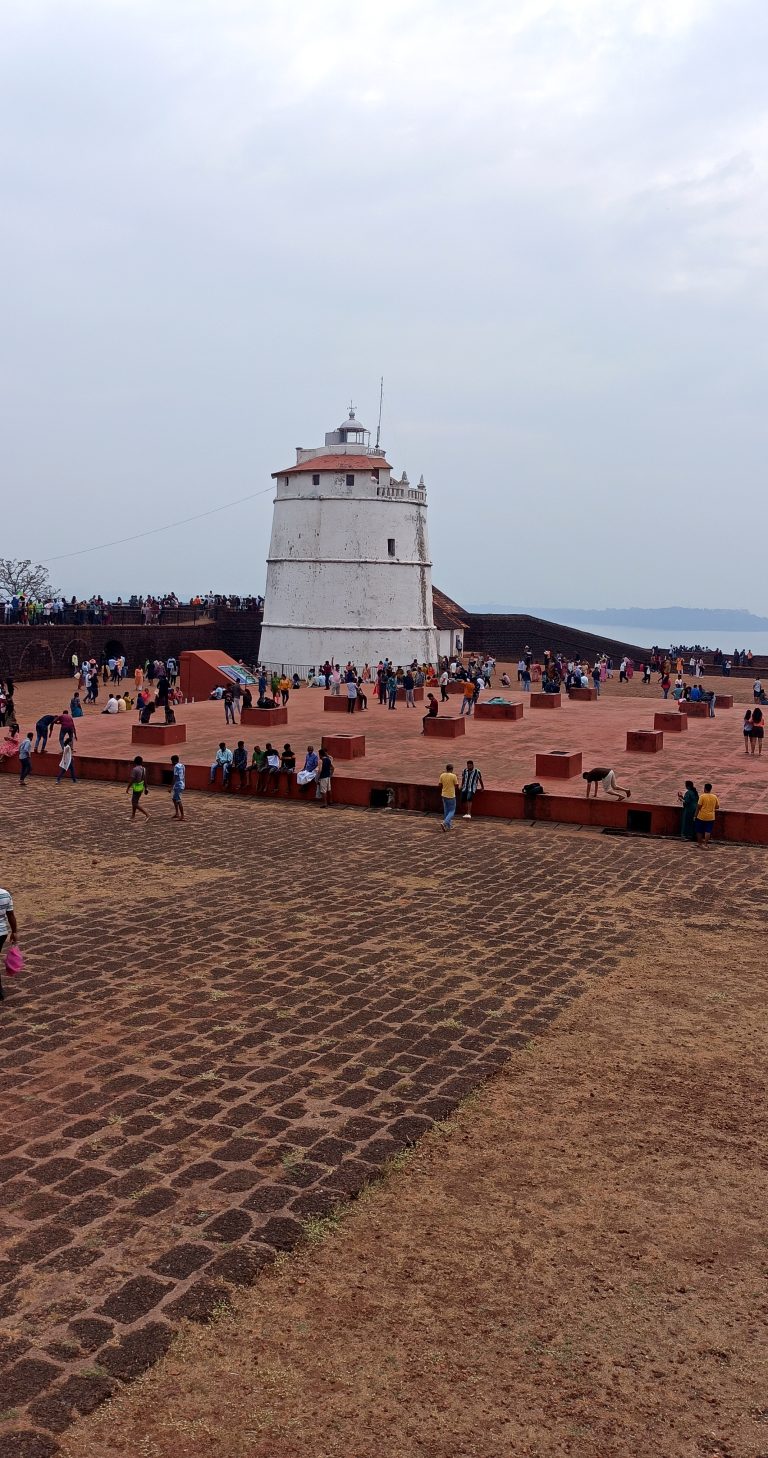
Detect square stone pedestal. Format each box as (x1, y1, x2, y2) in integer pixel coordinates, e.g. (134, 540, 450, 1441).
(323, 696, 350, 714)
(320, 734, 365, 760)
(654, 713, 687, 733)
(240, 706, 288, 727)
(714, 695, 734, 709)
(132, 723, 187, 746)
(679, 701, 709, 718)
(569, 687, 597, 701)
(474, 702, 523, 722)
(423, 717, 466, 739)
(535, 750, 582, 778)
(530, 693, 561, 709)
(627, 730, 663, 752)
(396, 685, 424, 702)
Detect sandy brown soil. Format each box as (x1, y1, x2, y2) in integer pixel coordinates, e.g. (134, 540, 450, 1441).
(61, 855, 768, 1458)
(0, 779, 643, 1452)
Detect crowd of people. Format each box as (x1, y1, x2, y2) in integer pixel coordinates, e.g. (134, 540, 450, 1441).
(0, 594, 185, 626)
(0, 634, 744, 851)
(0, 591, 264, 626)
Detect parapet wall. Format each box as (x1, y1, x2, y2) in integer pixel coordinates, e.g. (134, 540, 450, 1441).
(0, 623, 222, 682)
(465, 612, 650, 664)
(0, 611, 263, 682)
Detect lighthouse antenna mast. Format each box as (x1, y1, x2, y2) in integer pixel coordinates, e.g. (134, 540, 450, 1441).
(375, 376, 384, 450)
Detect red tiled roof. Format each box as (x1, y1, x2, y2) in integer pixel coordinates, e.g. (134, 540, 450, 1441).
(273, 455, 392, 478)
(432, 586, 468, 631)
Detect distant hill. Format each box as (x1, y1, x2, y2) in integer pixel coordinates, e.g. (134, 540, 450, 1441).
(465, 605, 768, 631)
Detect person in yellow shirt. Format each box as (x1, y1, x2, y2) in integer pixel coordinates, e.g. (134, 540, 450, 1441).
(438, 763, 460, 831)
(694, 782, 719, 846)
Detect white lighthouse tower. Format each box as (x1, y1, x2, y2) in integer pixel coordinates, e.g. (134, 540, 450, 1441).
(259, 405, 440, 671)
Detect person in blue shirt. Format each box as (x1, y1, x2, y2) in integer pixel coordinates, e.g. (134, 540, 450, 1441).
(34, 715, 57, 753)
(18, 732, 33, 785)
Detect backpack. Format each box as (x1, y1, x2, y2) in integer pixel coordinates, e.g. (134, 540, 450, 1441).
(522, 782, 544, 797)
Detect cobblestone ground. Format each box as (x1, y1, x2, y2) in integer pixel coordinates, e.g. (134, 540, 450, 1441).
(0, 781, 751, 1454)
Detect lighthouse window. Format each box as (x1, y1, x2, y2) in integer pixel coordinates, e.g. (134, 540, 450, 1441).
(312, 473, 320, 485)
(388, 538, 396, 557)
(346, 473, 354, 487)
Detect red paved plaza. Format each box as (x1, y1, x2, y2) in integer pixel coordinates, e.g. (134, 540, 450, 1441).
(6, 672, 763, 814)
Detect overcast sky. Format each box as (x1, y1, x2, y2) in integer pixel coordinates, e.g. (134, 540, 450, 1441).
(2, 0, 767, 609)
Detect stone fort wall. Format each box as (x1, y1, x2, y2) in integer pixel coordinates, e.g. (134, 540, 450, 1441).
(0, 610, 264, 682)
(465, 612, 650, 664)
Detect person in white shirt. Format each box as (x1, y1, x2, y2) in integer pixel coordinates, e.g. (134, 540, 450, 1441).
(102, 695, 120, 714)
(266, 745, 281, 793)
(210, 742, 233, 786)
(56, 738, 77, 784)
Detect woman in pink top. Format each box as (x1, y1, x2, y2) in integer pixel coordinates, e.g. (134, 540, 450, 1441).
(0, 727, 20, 760)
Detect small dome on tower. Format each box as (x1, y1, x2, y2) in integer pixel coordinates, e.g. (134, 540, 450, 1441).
(338, 407, 367, 435)
(324, 400, 372, 449)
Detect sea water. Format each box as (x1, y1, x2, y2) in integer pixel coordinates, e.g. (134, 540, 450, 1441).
(552, 621, 768, 655)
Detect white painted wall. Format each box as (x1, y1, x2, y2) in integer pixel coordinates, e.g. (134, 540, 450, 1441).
(260, 462, 439, 670)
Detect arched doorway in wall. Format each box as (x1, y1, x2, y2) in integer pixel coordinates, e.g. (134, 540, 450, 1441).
(62, 640, 90, 675)
(18, 640, 55, 681)
(103, 639, 126, 662)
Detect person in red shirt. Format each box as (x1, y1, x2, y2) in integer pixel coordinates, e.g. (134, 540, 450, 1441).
(421, 694, 439, 733)
(57, 709, 76, 749)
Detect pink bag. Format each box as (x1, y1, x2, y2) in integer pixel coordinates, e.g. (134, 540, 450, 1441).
(4, 944, 24, 976)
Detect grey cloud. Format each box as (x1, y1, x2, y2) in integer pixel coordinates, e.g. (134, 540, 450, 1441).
(1, 0, 766, 608)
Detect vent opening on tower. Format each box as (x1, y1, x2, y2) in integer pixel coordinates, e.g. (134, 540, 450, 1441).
(388, 538, 396, 558)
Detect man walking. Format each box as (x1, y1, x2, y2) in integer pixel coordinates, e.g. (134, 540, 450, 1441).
(317, 746, 334, 806)
(346, 678, 358, 714)
(438, 762, 460, 831)
(461, 760, 485, 819)
(56, 736, 77, 784)
(18, 732, 33, 786)
(126, 756, 149, 820)
(695, 781, 719, 846)
(170, 754, 185, 819)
